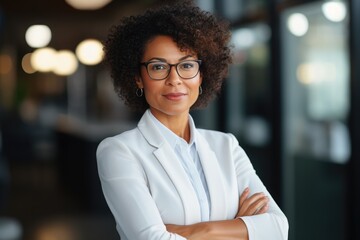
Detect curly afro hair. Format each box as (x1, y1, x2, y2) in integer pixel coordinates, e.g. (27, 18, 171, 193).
(104, 0, 232, 112)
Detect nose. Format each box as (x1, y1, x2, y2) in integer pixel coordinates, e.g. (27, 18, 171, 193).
(165, 65, 181, 85)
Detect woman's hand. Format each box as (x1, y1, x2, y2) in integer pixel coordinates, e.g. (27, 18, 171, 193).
(236, 187, 269, 217)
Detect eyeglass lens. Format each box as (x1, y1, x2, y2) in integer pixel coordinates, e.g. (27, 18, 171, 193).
(146, 60, 200, 80)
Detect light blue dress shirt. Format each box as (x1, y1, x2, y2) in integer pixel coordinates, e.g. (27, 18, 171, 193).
(149, 112, 211, 221)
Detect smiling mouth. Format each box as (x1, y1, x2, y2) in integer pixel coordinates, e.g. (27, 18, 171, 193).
(163, 93, 187, 100)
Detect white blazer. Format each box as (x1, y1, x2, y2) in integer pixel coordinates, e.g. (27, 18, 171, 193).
(97, 110, 288, 240)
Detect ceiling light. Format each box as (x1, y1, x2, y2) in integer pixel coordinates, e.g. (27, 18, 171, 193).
(322, 1, 347, 22)
(53, 50, 78, 76)
(30, 47, 57, 72)
(22, 53, 36, 74)
(75, 39, 104, 65)
(65, 0, 112, 10)
(25, 25, 52, 48)
(287, 13, 309, 37)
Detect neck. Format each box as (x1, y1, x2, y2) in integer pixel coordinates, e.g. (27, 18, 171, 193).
(150, 110, 191, 143)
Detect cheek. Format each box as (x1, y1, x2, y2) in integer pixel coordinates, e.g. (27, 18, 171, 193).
(143, 81, 162, 98)
(190, 78, 202, 90)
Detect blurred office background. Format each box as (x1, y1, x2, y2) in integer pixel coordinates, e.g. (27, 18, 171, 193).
(0, 0, 359, 239)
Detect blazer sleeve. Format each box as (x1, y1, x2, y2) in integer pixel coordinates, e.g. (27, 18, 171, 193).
(229, 134, 289, 240)
(96, 137, 186, 240)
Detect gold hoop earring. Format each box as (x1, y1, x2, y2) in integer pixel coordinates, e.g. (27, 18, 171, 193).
(136, 88, 144, 97)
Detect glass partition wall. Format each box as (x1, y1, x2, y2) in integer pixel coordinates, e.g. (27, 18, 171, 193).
(281, 1, 349, 239)
(225, 22, 278, 194)
(195, 0, 356, 239)
(193, 1, 278, 196)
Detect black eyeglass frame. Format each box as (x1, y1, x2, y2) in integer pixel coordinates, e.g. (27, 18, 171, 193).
(140, 60, 202, 80)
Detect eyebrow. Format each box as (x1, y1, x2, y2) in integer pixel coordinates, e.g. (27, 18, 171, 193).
(146, 55, 194, 62)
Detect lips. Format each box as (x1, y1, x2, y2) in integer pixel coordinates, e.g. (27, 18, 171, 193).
(163, 92, 187, 100)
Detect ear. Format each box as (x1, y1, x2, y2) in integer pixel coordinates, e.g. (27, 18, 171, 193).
(135, 75, 144, 89)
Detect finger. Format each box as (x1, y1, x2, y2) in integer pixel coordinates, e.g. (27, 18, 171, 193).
(238, 192, 267, 216)
(250, 196, 269, 215)
(241, 193, 268, 215)
(239, 187, 250, 207)
(243, 192, 266, 207)
(255, 203, 269, 215)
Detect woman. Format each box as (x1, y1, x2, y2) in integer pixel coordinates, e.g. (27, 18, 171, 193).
(97, 1, 289, 239)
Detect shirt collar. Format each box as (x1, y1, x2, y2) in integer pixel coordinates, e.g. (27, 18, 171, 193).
(147, 109, 197, 149)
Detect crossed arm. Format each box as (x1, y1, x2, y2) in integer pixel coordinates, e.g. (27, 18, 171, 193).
(166, 187, 269, 240)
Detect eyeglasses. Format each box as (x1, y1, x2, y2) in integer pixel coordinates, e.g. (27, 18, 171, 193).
(140, 60, 202, 80)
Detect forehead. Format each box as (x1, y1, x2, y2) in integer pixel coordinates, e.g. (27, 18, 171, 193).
(142, 35, 194, 61)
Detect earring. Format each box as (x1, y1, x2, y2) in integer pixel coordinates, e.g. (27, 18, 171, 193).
(136, 88, 144, 97)
(199, 85, 203, 95)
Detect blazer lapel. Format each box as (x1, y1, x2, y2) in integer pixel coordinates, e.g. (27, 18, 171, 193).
(196, 132, 227, 220)
(137, 111, 202, 224)
(153, 147, 202, 224)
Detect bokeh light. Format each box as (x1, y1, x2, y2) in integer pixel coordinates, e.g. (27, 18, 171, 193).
(22, 53, 36, 74)
(322, 1, 347, 22)
(65, 0, 112, 10)
(75, 39, 104, 65)
(296, 62, 337, 85)
(53, 50, 78, 76)
(287, 13, 309, 37)
(232, 28, 256, 49)
(25, 25, 52, 48)
(0, 54, 13, 75)
(30, 47, 57, 72)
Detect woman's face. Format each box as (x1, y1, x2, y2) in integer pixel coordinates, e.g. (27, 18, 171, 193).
(136, 35, 202, 120)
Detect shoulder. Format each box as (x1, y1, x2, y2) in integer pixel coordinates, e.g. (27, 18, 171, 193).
(97, 128, 142, 155)
(96, 128, 148, 181)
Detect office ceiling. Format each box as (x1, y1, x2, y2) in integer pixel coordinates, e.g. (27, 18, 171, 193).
(0, 0, 161, 52)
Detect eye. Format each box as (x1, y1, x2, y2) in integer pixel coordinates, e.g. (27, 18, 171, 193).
(149, 62, 168, 71)
(179, 61, 195, 70)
